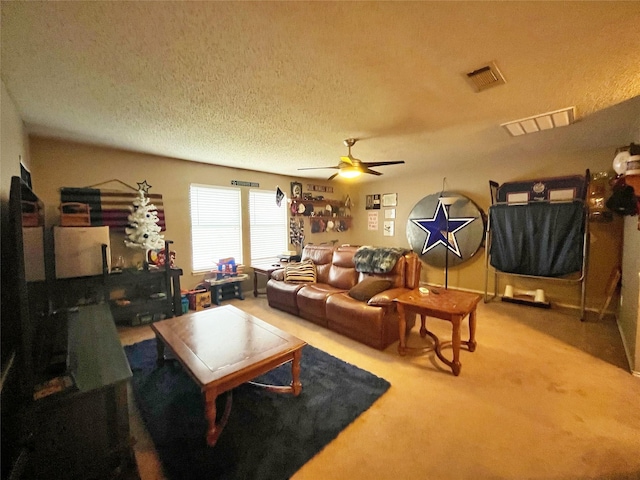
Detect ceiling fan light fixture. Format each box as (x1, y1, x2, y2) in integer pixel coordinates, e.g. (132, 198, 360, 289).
(338, 168, 362, 179)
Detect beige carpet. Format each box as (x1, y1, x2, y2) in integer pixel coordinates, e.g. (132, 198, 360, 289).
(118, 296, 640, 480)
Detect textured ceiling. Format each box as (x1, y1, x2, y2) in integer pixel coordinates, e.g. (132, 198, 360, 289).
(2, 2, 640, 183)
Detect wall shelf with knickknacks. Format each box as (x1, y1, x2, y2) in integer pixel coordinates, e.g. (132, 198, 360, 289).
(290, 198, 352, 233)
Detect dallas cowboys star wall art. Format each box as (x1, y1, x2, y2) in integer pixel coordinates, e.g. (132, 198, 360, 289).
(406, 193, 486, 269)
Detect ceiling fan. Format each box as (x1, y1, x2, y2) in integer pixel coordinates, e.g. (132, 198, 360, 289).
(298, 138, 405, 180)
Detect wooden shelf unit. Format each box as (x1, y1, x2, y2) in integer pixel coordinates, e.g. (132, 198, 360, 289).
(291, 198, 352, 233)
(101, 242, 183, 326)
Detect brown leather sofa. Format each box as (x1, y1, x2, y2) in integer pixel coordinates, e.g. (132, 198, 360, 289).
(266, 244, 421, 349)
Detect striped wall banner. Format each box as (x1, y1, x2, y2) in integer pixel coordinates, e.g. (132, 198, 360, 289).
(60, 188, 166, 231)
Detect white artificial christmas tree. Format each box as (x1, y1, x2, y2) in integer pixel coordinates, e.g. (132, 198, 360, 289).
(124, 188, 165, 250)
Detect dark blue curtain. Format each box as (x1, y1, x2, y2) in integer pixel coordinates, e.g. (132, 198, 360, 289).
(489, 201, 585, 277)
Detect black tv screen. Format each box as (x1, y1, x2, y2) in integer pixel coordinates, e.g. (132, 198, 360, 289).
(1, 176, 50, 479)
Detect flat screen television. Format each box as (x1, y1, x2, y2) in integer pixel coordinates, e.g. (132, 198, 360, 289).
(1, 176, 50, 479)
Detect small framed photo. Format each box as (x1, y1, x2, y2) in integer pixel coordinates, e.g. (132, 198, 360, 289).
(383, 220, 395, 236)
(302, 192, 312, 200)
(291, 182, 302, 199)
(366, 195, 374, 210)
(382, 193, 397, 207)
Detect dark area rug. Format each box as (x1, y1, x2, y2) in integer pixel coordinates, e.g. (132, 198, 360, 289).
(124, 339, 390, 480)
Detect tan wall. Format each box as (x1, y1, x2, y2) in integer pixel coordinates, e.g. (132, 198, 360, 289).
(28, 137, 355, 291)
(349, 148, 623, 312)
(1, 81, 30, 205)
(28, 136, 625, 312)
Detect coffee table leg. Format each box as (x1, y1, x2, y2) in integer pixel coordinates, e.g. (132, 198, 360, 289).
(155, 337, 165, 366)
(291, 349, 302, 396)
(397, 303, 407, 356)
(204, 389, 233, 447)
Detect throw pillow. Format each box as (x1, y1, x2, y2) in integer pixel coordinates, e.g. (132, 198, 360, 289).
(284, 260, 316, 283)
(348, 277, 392, 302)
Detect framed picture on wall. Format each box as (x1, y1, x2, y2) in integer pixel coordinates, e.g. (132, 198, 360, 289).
(291, 182, 302, 199)
(382, 193, 397, 207)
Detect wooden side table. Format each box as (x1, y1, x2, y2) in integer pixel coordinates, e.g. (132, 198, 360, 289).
(395, 288, 480, 376)
(251, 261, 282, 297)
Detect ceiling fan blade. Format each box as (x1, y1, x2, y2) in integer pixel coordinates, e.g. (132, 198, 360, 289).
(362, 168, 383, 176)
(361, 160, 406, 167)
(298, 166, 339, 171)
(327, 172, 339, 180)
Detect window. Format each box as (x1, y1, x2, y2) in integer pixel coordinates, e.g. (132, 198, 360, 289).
(249, 189, 288, 264)
(190, 184, 242, 272)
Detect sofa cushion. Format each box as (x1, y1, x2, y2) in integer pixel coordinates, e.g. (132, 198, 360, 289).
(285, 260, 316, 283)
(348, 277, 392, 302)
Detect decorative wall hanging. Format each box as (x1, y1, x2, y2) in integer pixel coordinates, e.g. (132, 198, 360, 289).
(406, 193, 485, 268)
(368, 211, 379, 230)
(60, 179, 166, 230)
(289, 217, 304, 247)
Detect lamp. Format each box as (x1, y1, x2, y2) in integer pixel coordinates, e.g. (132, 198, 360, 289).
(439, 195, 457, 289)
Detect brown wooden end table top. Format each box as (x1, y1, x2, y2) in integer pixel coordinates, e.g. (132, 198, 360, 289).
(395, 288, 481, 376)
(151, 304, 306, 445)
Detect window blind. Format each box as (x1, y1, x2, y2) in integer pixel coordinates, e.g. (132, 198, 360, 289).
(249, 189, 288, 264)
(190, 184, 242, 272)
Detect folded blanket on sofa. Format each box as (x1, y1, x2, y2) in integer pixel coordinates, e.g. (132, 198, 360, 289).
(353, 246, 410, 274)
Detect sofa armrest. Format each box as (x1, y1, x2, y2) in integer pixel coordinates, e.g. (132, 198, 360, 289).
(367, 287, 410, 307)
(270, 268, 285, 281)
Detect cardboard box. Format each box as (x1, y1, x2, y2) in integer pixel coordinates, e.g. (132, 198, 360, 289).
(187, 289, 212, 311)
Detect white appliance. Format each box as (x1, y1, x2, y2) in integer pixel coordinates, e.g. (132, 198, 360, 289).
(23, 226, 46, 281)
(54, 226, 110, 278)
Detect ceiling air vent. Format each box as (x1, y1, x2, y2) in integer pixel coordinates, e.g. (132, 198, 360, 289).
(466, 61, 506, 92)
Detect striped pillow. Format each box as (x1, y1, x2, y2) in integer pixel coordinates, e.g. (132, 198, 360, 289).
(284, 260, 317, 283)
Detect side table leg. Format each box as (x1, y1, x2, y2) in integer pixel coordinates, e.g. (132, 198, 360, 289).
(397, 303, 407, 356)
(468, 308, 477, 352)
(451, 315, 462, 376)
(253, 272, 259, 297)
(419, 314, 427, 338)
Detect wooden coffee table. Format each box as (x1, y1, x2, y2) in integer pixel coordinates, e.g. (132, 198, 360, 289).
(395, 288, 480, 376)
(151, 304, 306, 446)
